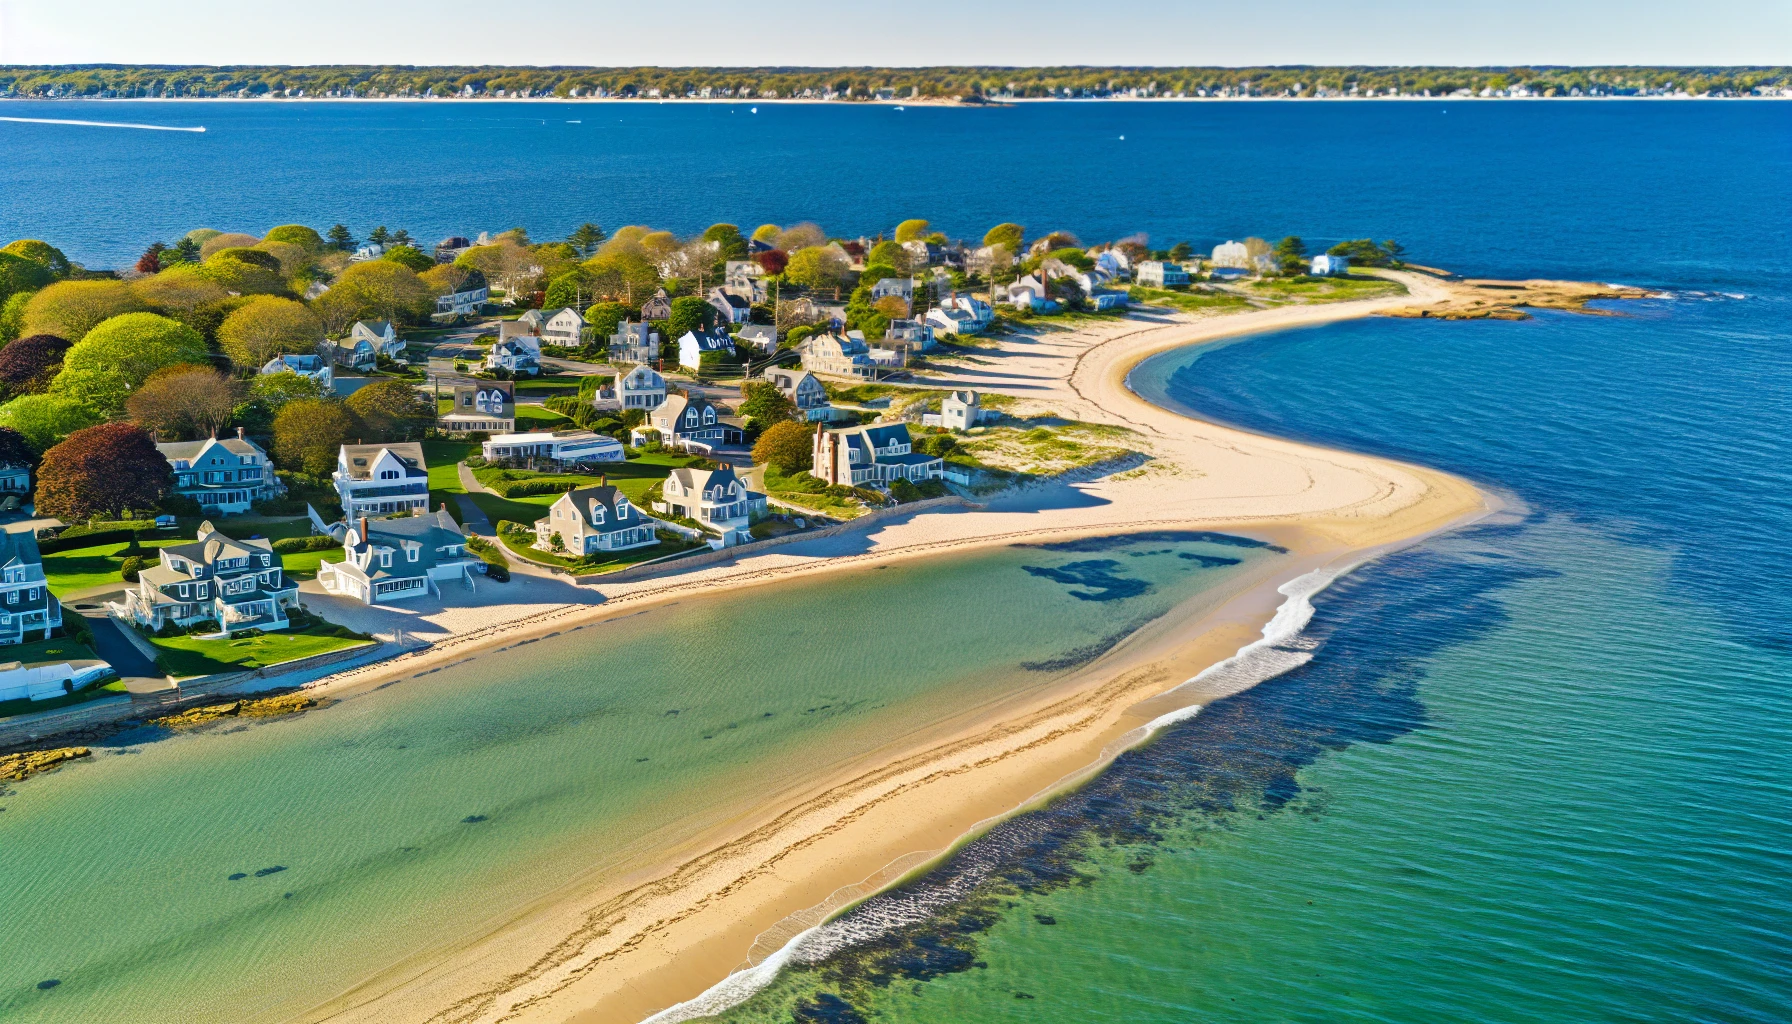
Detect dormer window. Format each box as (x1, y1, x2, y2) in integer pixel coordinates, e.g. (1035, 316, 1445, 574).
(406, 545, 419, 563)
(703, 408, 716, 425)
(591, 506, 605, 525)
(379, 469, 400, 480)
(261, 554, 271, 566)
(380, 551, 392, 568)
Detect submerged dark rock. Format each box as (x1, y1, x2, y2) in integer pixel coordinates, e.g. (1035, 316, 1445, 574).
(1021, 560, 1150, 602)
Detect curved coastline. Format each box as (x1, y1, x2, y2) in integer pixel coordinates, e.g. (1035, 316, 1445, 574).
(290, 276, 1492, 1024)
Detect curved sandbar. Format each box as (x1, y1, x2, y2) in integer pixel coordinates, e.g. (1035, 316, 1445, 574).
(300, 271, 1490, 1024)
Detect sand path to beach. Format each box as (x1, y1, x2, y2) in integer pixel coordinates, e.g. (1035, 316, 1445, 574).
(300, 271, 1488, 1024)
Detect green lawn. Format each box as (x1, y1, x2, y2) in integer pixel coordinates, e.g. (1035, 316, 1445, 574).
(279, 546, 343, 580)
(422, 439, 482, 492)
(1247, 273, 1405, 303)
(514, 404, 572, 428)
(1127, 286, 1256, 313)
(495, 528, 701, 575)
(467, 452, 706, 527)
(42, 540, 185, 592)
(151, 627, 373, 678)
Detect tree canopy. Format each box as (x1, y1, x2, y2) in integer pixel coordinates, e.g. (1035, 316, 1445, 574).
(312, 260, 433, 332)
(198, 232, 260, 260)
(345, 380, 434, 442)
(50, 312, 209, 413)
(380, 244, 435, 273)
(0, 334, 70, 401)
(0, 394, 103, 452)
(983, 223, 1025, 252)
(125, 363, 238, 440)
(217, 296, 325, 370)
(894, 219, 931, 243)
(0, 426, 37, 471)
(262, 224, 323, 250)
(21, 280, 149, 342)
(36, 422, 170, 520)
(751, 224, 781, 242)
(131, 264, 230, 318)
(751, 420, 814, 474)
(784, 245, 851, 296)
(665, 295, 716, 340)
(272, 398, 356, 475)
(1, 239, 71, 278)
(739, 380, 795, 424)
(702, 223, 749, 261)
(0, 251, 53, 306)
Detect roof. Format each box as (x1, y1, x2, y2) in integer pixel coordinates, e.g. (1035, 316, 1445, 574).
(712, 292, 750, 309)
(560, 484, 638, 533)
(339, 442, 427, 480)
(353, 320, 394, 336)
(358, 508, 462, 549)
(157, 437, 264, 463)
(0, 526, 43, 569)
(679, 328, 735, 352)
(738, 325, 776, 341)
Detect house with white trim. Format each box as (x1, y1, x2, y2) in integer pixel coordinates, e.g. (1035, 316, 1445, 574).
(707, 288, 752, 325)
(609, 321, 660, 365)
(724, 260, 769, 303)
(435, 269, 490, 315)
(1137, 261, 1190, 287)
(439, 381, 515, 434)
(535, 483, 658, 556)
(117, 520, 298, 634)
(812, 422, 943, 488)
(481, 429, 625, 467)
(1311, 254, 1351, 276)
(1210, 241, 1251, 269)
(762, 367, 832, 420)
(656, 464, 766, 541)
(350, 320, 405, 362)
(677, 327, 736, 371)
(157, 430, 283, 516)
(334, 443, 430, 518)
(318, 508, 482, 604)
(0, 527, 59, 645)
(518, 306, 586, 345)
(610, 364, 667, 411)
(630, 393, 742, 450)
(640, 288, 673, 321)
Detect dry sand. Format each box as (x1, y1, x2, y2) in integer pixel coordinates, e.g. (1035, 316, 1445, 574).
(299, 271, 1490, 1024)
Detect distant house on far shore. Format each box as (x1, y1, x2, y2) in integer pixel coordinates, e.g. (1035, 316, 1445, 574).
(1210, 240, 1252, 269)
(1311, 254, 1351, 276)
(1136, 261, 1190, 288)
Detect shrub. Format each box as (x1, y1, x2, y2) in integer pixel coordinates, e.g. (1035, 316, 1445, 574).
(271, 535, 339, 553)
(119, 554, 147, 582)
(888, 478, 922, 503)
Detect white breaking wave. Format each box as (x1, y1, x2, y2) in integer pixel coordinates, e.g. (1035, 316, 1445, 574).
(635, 562, 1352, 1024)
(0, 115, 205, 132)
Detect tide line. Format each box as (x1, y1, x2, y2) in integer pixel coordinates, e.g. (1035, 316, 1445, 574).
(0, 115, 205, 133)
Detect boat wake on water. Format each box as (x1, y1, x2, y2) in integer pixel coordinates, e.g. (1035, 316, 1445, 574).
(637, 565, 1350, 1024)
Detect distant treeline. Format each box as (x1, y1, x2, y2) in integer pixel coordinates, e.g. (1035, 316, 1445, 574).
(1, 65, 1788, 101)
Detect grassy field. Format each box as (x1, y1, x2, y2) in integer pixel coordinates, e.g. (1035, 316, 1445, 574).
(42, 540, 186, 592)
(151, 627, 372, 678)
(956, 421, 1141, 477)
(1246, 273, 1405, 303)
(1127, 286, 1257, 314)
(514, 404, 573, 428)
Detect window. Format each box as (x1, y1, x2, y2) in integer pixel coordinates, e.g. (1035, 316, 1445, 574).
(591, 507, 605, 525)
(379, 469, 400, 480)
(178, 584, 189, 598)
(380, 552, 392, 568)
(407, 546, 419, 563)
(261, 554, 271, 566)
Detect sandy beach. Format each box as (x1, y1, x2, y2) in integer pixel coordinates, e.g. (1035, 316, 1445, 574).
(289, 271, 1490, 1024)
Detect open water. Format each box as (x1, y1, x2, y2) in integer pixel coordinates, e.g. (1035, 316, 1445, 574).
(0, 99, 1788, 1023)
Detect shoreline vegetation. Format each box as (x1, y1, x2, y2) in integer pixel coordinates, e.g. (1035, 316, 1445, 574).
(1, 65, 1787, 102)
(273, 269, 1513, 1024)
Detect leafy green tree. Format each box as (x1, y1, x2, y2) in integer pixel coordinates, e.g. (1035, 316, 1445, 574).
(0, 394, 103, 452)
(166, 237, 202, 266)
(0, 292, 30, 344)
(185, 228, 223, 247)
(567, 222, 608, 258)
(1, 240, 71, 278)
(739, 380, 795, 423)
(867, 241, 911, 272)
(262, 224, 323, 250)
(702, 223, 749, 261)
(1274, 236, 1307, 272)
(346, 379, 434, 442)
(751, 419, 814, 474)
(667, 295, 716, 340)
(1327, 239, 1399, 268)
(312, 260, 433, 333)
(201, 249, 288, 295)
(583, 301, 631, 342)
(217, 296, 325, 370)
(543, 272, 590, 311)
(35, 422, 169, 520)
(1168, 241, 1194, 262)
(1380, 239, 1407, 266)
(22, 280, 148, 342)
(894, 219, 930, 242)
(751, 224, 781, 243)
(0, 334, 71, 400)
(198, 233, 260, 260)
(0, 251, 52, 306)
(368, 226, 391, 246)
(233, 371, 328, 436)
(774, 223, 827, 252)
(983, 223, 1025, 252)
(381, 245, 435, 273)
(272, 398, 356, 475)
(784, 245, 851, 297)
(50, 312, 209, 413)
(325, 224, 355, 251)
(130, 265, 230, 320)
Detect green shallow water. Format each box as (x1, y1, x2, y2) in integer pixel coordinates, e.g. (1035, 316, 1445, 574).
(0, 532, 1279, 1023)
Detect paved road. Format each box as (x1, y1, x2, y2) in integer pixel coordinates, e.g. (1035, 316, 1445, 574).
(452, 464, 497, 537)
(78, 606, 160, 680)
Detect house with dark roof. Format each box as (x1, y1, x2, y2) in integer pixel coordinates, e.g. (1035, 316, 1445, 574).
(535, 483, 658, 556)
(812, 422, 943, 488)
(640, 287, 674, 321)
(630, 393, 743, 451)
(0, 526, 59, 644)
(117, 520, 298, 633)
(518, 307, 587, 346)
(157, 430, 283, 516)
(318, 508, 482, 604)
(677, 327, 736, 371)
(350, 320, 404, 361)
(707, 287, 752, 326)
(333, 442, 430, 518)
(260, 352, 333, 389)
(439, 381, 515, 434)
(762, 367, 833, 421)
(656, 464, 766, 542)
(435, 268, 490, 315)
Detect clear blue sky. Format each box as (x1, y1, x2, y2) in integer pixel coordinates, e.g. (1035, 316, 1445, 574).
(0, 0, 1785, 66)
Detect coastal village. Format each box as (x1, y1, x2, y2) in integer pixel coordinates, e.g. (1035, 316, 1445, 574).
(0, 217, 1437, 747)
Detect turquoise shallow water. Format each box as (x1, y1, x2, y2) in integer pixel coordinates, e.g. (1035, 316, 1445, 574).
(0, 533, 1276, 1023)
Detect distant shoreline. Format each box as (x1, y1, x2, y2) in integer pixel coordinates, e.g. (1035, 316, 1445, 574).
(2, 95, 1786, 105)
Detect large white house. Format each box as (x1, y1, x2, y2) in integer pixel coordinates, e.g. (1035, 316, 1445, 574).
(117, 520, 299, 634)
(1311, 253, 1351, 276)
(535, 483, 658, 556)
(319, 508, 482, 604)
(487, 321, 542, 376)
(812, 422, 944, 488)
(156, 431, 283, 516)
(334, 442, 430, 518)
(435, 269, 490, 315)
(481, 429, 625, 467)
(609, 321, 660, 365)
(0, 527, 60, 645)
(800, 331, 875, 378)
(1210, 240, 1252, 269)
(259, 353, 333, 389)
(438, 381, 515, 435)
(922, 390, 989, 431)
(1136, 261, 1190, 287)
(656, 464, 766, 541)
(677, 327, 736, 371)
(762, 367, 833, 421)
(724, 260, 769, 303)
(518, 306, 586, 345)
(707, 288, 752, 325)
(611, 364, 667, 411)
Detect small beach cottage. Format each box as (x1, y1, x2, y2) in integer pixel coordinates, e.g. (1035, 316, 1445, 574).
(535, 483, 658, 556)
(0, 526, 59, 644)
(156, 431, 283, 516)
(812, 423, 943, 488)
(438, 381, 515, 435)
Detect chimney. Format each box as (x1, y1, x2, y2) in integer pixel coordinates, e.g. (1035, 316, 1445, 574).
(236, 426, 245, 441)
(359, 516, 368, 545)
(599, 474, 607, 487)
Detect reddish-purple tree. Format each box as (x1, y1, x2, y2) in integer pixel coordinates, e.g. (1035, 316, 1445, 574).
(753, 249, 789, 276)
(0, 334, 71, 400)
(36, 422, 170, 521)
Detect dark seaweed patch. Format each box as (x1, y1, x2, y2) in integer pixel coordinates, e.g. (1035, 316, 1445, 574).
(227, 872, 247, 881)
(791, 993, 867, 1024)
(461, 815, 487, 824)
(1021, 560, 1149, 601)
(738, 531, 1550, 1017)
(36, 979, 58, 990)
(253, 866, 286, 877)
(1178, 552, 1243, 567)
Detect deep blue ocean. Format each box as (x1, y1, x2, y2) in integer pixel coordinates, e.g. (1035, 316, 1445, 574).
(2, 99, 1788, 1022)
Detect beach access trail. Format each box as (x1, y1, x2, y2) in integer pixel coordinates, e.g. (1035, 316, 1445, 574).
(297, 271, 1491, 1024)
